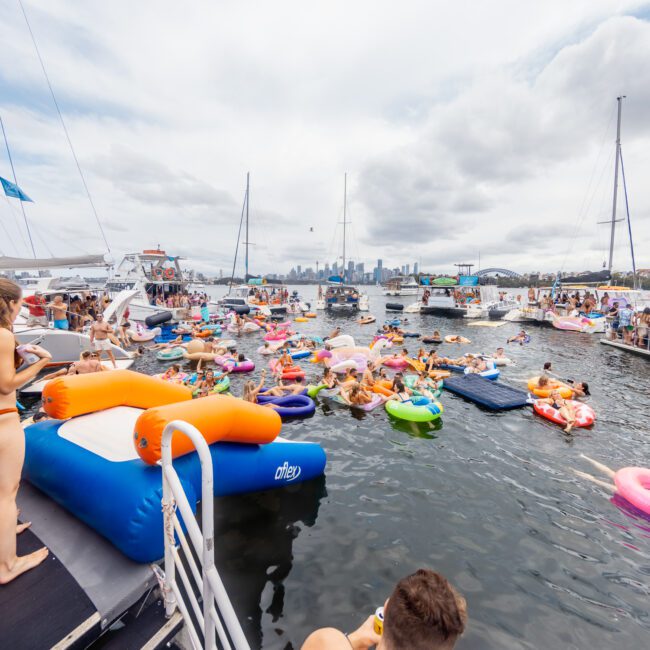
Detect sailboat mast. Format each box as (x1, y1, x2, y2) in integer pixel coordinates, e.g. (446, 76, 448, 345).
(342, 173, 347, 280)
(245, 171, 250, 281)
(607, 96, 624, 272)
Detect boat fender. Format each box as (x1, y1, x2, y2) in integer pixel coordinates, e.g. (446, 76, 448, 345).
(145, 311, 173, 328)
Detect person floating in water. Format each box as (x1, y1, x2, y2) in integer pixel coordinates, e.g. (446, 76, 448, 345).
(507, 330, 529, 345)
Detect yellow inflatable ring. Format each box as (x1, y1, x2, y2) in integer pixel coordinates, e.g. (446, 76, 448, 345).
(527, 376, 573, 398)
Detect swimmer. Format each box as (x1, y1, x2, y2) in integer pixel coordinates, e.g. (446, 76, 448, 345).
(494, 347, 506, 359)
(338, 383, 373, 406)
(322, 368, 338, 389)
(242, 370, 267, 403)
(362, 360, 375, 387)
(386, 379, 412, 402)
(262, 376, 306, 397)
(507, 330, 529, 345)
(568, 380, 590, 398)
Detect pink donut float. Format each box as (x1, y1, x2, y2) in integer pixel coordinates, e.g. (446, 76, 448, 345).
(383, 357, 409, 368)
(264, 331, 288, 341)
(615, 468, 650, 515)
(533, 400, 595, 428)
(222, 358, 255, 373)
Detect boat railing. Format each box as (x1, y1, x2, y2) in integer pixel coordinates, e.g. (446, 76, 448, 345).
(160, 420, 250, 650)
(602, 320, 650, 352)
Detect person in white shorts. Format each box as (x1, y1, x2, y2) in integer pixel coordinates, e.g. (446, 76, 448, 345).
(89, 314, 117, 368)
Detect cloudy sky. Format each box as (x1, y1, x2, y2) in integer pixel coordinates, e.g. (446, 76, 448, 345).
(0, 0, 649, 277)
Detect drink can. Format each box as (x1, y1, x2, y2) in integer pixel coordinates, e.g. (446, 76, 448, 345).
(373, 606, 384, 635)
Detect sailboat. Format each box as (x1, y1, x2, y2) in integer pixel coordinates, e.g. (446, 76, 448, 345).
(217, 174, 309, 317)
(322, 174, 369, 312)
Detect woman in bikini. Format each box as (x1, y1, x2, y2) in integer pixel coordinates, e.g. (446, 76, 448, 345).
(0, 279, 52, 583)
(540, 389, 577, 433)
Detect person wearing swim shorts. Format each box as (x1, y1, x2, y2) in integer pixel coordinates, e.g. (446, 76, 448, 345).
(47, 294, 68, 330)
(89, 314, 117, 368)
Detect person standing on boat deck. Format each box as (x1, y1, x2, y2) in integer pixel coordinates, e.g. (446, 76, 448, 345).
(23, 291, 47, 327)
(618, 303, 635, 345)
(47, 294, 69, 330)
(89, 314, 117, 368)
(0, 279, 51, 584)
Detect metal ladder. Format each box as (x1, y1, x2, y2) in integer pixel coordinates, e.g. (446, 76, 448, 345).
(159, 420, 250, 650)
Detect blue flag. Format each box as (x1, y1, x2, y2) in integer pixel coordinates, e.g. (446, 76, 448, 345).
(0, 176, 33, 202)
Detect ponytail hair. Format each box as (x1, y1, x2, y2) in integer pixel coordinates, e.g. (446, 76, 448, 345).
(0, 278, 22, 331)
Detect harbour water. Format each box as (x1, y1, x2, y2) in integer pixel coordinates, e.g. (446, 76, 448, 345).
(25, 284, 650, 648)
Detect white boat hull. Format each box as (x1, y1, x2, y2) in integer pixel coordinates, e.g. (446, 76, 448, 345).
(14, 328, 132, 367)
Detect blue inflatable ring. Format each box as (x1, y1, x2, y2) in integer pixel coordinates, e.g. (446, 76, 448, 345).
(256, 394, 316, 418)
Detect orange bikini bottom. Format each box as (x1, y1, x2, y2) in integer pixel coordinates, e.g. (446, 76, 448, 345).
(0, 408, 18, 415)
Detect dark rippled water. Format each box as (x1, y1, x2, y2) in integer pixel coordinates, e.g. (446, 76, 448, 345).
(24, 286, 650, 649)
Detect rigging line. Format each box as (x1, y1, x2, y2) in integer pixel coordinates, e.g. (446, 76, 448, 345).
(228, 185, 247, 292)
(0, 114, 37, 257)
(560, 105, 616, 270)
(619, 147, 637, 288)
(1, 195, 24, 254)
(560, 147, 614, 270)
(17, 0, 111, 254)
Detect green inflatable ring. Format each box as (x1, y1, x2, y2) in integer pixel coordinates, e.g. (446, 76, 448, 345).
(385, 396, 444, 422)
(192, 376, 230, 397)
(156, 346, 184, 361)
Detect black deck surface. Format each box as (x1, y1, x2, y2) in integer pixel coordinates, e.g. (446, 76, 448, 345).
(0, 525, 99, 649)
(444, 374, 529, 410)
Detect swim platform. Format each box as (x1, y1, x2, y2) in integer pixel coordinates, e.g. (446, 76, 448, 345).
(443, 374, 529, 410)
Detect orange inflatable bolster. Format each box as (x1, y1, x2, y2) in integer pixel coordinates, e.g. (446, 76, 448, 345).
(372, 379, 395, 396)
(43, 370, 192, 419)
(133, 394, 282, 465)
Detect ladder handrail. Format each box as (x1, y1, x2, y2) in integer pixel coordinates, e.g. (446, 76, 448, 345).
(161, 419, 250, 650)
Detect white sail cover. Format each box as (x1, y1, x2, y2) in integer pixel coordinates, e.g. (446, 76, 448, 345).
(0, 254, 109, 270)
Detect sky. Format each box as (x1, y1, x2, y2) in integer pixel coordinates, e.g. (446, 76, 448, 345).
(0, 0, 649, 277)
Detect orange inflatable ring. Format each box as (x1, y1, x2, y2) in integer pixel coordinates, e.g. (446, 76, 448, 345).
(305, 312, 317, 318)
(134, 394, 281, 465)
(195, 329, 212, 338)
(152, 267, 163, 279)
(164, 267, 175, 279)
(527, 377, 573, 398)
(42, 369, 192, 419)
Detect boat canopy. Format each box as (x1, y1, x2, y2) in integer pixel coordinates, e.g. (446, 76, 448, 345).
(0, 254, 109, 270)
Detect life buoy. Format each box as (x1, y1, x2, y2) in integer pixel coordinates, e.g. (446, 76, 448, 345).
(164, 267, 175, 280)
(152, 267, 163, 279)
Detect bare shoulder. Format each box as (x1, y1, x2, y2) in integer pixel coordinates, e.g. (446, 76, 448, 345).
(0, 328, 15, 345)
(301, 627, 350, 650)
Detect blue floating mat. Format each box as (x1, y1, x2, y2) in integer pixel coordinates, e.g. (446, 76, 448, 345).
(23, 414, 326, 563)
(443, 374, 528, 410)
(439, 363, 466, 372)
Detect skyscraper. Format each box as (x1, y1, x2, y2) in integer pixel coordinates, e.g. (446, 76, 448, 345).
(414, 262, 419, 275)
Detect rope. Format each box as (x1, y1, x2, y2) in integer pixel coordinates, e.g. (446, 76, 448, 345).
(17, 0, 111, 254)
(161, 498, 178, 546)
(619, 147, 637, 288)
(0, 114, 36, 257)
(228, 185, 247, 291)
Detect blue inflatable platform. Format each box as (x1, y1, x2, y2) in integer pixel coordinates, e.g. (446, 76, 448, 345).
(23, 409, 326, 563)
(443, 374, 529, 410)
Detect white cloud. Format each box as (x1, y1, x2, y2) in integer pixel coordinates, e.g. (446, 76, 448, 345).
(0, 0, 648, 275)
